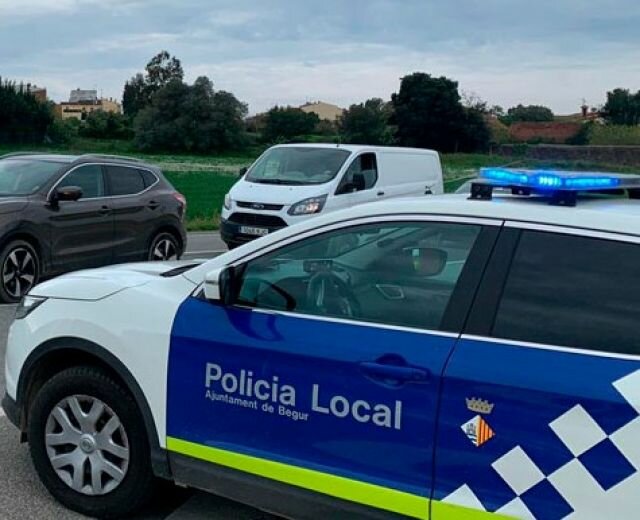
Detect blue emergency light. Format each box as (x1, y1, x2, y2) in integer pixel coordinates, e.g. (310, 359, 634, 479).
(472, 168, 640, 206)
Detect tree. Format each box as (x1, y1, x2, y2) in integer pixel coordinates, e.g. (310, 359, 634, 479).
(145, 51, 184, 91)
(339, 98, 393, 145)
(502, 104, 554, 124)
(0, 78, 53, 144)
(133, 76, 247, 152)
(392, 72, 486, 152)
(262, 106, 319, 142)
(602, 88, 640, 126)
(122, 51, 184, 119)
(122, 73, 147, 118)
(79, 111, 132, 140)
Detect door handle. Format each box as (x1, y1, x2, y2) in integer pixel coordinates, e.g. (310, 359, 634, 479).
(98, 205, 111, 216)
(148, 201, 160, 210)
(359, 361, 430, 385)
(377, 191, 385, 197)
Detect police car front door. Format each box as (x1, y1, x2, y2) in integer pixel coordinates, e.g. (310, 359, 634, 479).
(167, 219, 496, 518)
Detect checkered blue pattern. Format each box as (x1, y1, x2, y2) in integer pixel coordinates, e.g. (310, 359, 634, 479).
(442, 369, 640, 519)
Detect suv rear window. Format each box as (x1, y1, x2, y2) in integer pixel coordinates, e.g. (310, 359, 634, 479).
(492, 231, 640, 355)
(106, 166, 146, 196)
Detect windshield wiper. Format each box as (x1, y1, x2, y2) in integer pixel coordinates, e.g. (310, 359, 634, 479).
(252, 179, 306, 185)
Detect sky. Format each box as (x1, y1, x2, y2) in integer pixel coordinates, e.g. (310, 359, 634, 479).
(2, 0, 640, 115)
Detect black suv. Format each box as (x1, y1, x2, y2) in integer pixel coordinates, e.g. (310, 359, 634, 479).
(0, 153, 187, 302)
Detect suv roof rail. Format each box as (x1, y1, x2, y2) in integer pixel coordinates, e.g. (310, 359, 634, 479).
(76, 153, 146, 164)
(0, 151, 45, 159)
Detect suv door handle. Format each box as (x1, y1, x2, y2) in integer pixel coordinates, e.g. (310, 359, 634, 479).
(98, 205, 111, 216)
(148, 201, 160, 210)
(359, 361, 430, 385)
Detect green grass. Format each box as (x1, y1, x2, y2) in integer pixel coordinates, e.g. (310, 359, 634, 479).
(163, 170, 238, 231)
(3, 139, 638, 230)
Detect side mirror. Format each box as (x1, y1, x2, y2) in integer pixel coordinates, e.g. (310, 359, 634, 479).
(55, 186, 83, 202)
(238, 166, 248, 177)
(203, 266, 235, 303)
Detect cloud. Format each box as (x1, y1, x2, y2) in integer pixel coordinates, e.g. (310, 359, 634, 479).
(1, 0, 639, 113)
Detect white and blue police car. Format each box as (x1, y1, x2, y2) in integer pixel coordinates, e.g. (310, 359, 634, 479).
(4, 168, 640, 519)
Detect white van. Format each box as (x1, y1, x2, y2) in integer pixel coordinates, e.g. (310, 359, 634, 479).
(220, 143, 443, 248)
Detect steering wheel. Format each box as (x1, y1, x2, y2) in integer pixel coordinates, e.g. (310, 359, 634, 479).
(306, 271, 361, 318)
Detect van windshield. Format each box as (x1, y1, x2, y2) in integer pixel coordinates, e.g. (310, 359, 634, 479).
(246, 147, 351, 185)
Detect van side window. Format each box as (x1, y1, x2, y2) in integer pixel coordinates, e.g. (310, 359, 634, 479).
(337, 153, 378, 194)
(492, 231, 640, 355)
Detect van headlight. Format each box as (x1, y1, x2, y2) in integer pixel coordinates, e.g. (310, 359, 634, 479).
(15, 295, 47, 320)
(288, 195, 327, 216)
(223, 194, 232, 210)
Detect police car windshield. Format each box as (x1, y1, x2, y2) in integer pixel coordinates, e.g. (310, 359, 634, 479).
(246, 147, 351, 185)
(0, 159, 63, 196)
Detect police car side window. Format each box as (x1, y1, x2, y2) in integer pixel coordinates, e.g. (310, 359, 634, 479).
(235, 221, 481, 331)
(493, 231, 640, 355)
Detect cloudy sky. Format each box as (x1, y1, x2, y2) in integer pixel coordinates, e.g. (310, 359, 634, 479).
(2, 0, 639, 114)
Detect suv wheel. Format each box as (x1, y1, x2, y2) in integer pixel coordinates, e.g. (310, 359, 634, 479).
(0, 239, 39, 303)
(148, 232, 180, 261)
(28, 366, 155, 519)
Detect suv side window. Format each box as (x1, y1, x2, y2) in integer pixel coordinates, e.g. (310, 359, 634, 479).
(337, 153, 378, 194)
(139, 169, 158, 188)
(493, 230, 640, 355)
(235, 221, 481, 331)
(106, 166, 146, 196)
(57, 164, 105, 199)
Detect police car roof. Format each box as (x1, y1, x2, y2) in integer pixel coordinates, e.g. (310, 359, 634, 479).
(344, 193, 640, 237)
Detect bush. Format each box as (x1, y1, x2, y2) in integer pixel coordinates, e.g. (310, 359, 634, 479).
(79, 111, 133, 140)
(565, 122, 592, 145)
(46, 118, 80, 144)
(262, 106, 319, 143)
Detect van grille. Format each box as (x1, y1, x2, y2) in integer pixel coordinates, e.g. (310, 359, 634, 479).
(236, 201, 284, 211)
(228, 212, 287, 228)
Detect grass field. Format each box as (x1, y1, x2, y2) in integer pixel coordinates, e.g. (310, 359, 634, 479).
(2, 139, 637, 230)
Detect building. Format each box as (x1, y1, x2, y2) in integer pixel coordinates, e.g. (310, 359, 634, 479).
(55, 88, 122, 121)
(9, 83, 47, 102)
(299, 101, 344, 122)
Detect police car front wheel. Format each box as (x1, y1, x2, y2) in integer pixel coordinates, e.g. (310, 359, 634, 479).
(28, 366, 155, 519)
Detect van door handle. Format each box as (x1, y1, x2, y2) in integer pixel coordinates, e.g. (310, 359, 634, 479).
(359, 361, 430, 385)
(377, 191, 385, 197)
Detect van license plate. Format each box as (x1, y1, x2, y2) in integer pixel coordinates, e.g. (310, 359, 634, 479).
(240, 226, 269, 237)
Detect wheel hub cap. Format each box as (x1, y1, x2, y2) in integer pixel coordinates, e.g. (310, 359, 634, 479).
(2, 247, 36, 299)
(45, 395, 130, 496)
(79, 434, 96, 454)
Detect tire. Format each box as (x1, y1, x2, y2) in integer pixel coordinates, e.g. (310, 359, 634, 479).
(148, 232, 181, 261)
(0, 239, 40, 303)
(28, 366, 155, 519)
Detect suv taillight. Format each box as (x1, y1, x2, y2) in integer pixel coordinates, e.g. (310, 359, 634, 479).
(173, 192, 187, 219)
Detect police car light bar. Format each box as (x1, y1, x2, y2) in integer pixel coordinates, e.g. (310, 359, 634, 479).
(472, 168, 640, 206)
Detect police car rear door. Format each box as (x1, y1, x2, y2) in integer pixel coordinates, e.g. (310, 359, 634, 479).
(166, 216, 500, 519)
(433, 225, 640, 519)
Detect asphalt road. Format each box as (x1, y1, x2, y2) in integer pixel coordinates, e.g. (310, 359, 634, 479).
(0, 232, 279, 520)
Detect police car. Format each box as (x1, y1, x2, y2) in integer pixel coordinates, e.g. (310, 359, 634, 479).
(4, 168, 640, 519)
